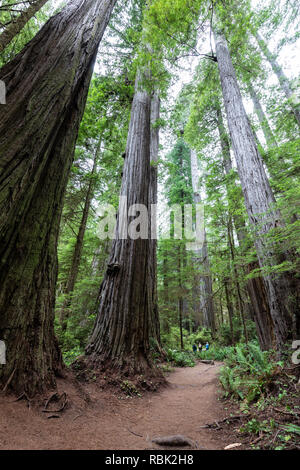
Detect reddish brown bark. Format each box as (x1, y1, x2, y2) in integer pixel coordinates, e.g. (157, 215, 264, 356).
(85, 74, 161, 374)
(0, 0, 117, 395)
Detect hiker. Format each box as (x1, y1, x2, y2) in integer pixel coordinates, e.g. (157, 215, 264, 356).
(205, 342, 210, 351)
(192, 344, 197, 353)
(198, 342, 202, 352)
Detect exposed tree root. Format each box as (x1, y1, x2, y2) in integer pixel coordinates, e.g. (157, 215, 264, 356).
(71, 354, 167, 393)
(152, 435, 198, 448)
(43, 392, 68, 413)
(198, 415, 244, 429)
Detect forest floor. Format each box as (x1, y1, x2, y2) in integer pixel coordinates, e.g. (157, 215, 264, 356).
(0, 361, 245, 450)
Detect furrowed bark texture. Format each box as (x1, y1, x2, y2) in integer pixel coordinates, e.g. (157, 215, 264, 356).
(0, 0, 49, 53)
(177, 245, 184, 350)
(255, 32, 300, 127)
(190, 149, 215, 334)
(216, 106, 274, 349)
(149, 93, 162, 351)
(224, 278, 234, 344)
(0, 0, 117, 395)
(214, 29, 297, 349)
(85, 75, 161, 374)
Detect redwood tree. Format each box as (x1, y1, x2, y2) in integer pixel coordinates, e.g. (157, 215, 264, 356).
(216, 104, 274, 350)
(85, 73, 162, 374)
(214, 27, 297, 349)
(255, 31, 300, 127)
(0, 0, 117, 395)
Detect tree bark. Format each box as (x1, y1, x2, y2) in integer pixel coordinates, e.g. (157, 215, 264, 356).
(224, 279, 235, 344)
(214, 29, 296, 350)
(255, 31, 300, 127)
(177, 245, 184, 350)
(0, 0, 49, 54)
(149, 93, 162, 352)
(161, 248, 170, 334)
(85, 72, 161, 375)
(227, 218, 249, 345)
(216, 105, 274, 349)
(0, 0, 117, 396)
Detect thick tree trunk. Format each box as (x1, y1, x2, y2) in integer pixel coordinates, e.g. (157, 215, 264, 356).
(246, 261, 274, 348)
(216, 106, 273, 349)
(255, 32, 300, 127)
(214, 29, 296, 349)
(59, 142, 100, 333)
(247, 83, 278, 148)
(85, 73, 161, 375)
(0, 0, 49, 53)
(190, 149, 216, 335)
(0, 0, 117, 396)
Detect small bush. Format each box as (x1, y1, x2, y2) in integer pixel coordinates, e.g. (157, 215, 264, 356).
(166, 349, 195, 367)
(197, 344, 234, 361)
(62, 345, 84, 366)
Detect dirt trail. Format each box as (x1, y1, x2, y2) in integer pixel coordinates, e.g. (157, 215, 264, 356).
(0, 362, 234, 450)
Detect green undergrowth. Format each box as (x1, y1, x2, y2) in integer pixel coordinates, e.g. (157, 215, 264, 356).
(166, 349, 196, 367)
(219, 341, 283, 402)
(217, 341, 300, 450)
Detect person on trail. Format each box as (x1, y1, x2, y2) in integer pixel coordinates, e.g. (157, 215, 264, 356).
(192, 344, 197, 353)
(205, 342, 210, 351)
(198, 342, 202, 352)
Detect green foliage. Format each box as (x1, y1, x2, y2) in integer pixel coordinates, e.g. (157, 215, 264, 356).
(280, 423, 300, 435)
(166, 349, 195, 367)
(240, 418, 276, 435)
(197, 344, 235, 361)
(161, 326, 190, 350)
(0, 0, 63, 65)
(219, 342, 282, 403)
(216, 319, 258, 346)
(62, 345, 84, 367)
(121, 380, 142, 397)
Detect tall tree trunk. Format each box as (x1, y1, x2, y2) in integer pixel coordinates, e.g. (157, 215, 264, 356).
(224, 279, 235, 344)
(85, 72, 161, 375)
(161, 248, 170, 334)
(255, 31, 300, 127)
(0, 0, 49, 53)
(190, 149, 216, 335)
(214, 28, 296, 350)
(219, 291, 224, 325)
(149, 93, 162, 351)
(59, 141, 100, 333)
(216, 105, 274, 349)
(177, 244, 184, 350)
(247, 83, 278, 148)
(0, 0, 117, 396)
(227, 218, 249, 345)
